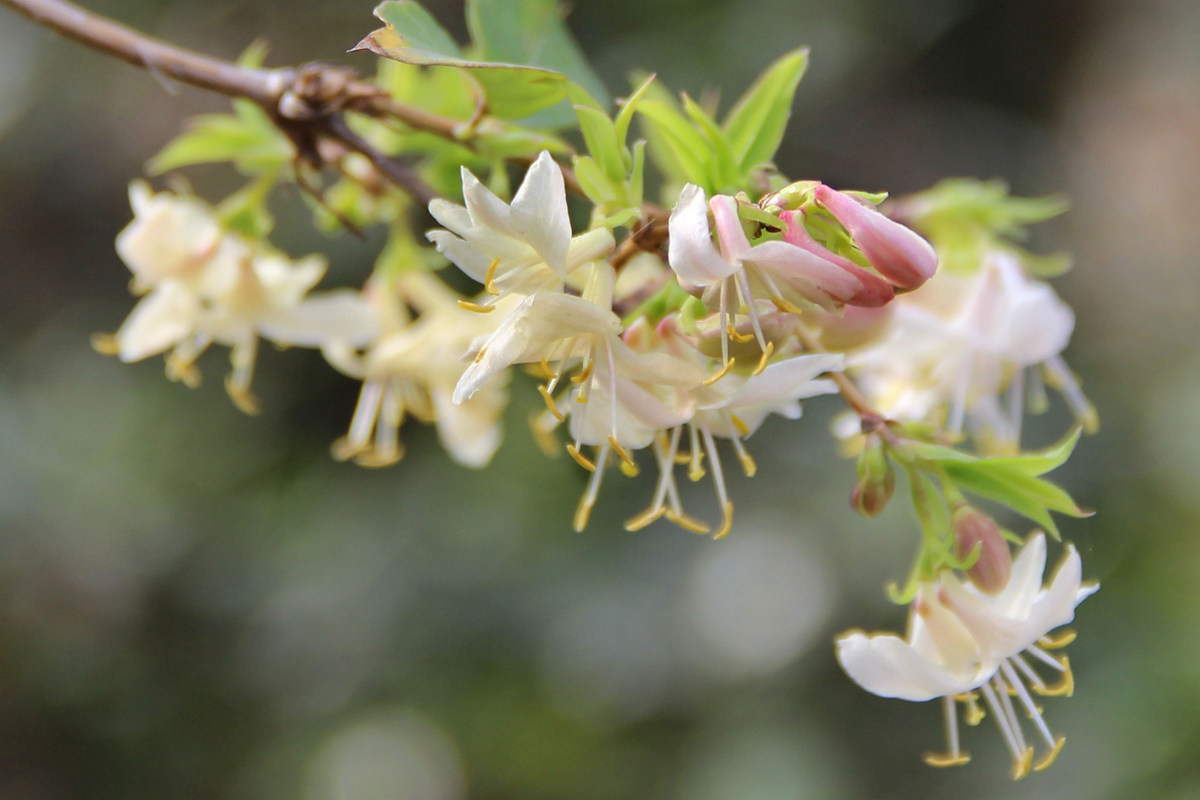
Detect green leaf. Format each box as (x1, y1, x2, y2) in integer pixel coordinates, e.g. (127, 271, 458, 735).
(636, 99, 713, 190)
(614, 73, 657, 150)
(574, 105, 624, 184)
(722, 48, 808, 173)
(681, 94, 738, 191)
(941, 462, 1061, 537)
(571, 155, 614, 205)
(982, 427, 1082, 477)
(148, 100, 292, 175)
(467, 0, 609, 109)
(353, 1, 569, 121)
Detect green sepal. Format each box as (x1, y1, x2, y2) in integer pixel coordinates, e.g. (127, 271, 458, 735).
(721, 48, 808, 173)
(636, 98, 713, 190)
(681, 93, 738, 192)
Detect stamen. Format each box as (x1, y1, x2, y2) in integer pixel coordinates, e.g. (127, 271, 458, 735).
(625, 506, 665, 532)
(457, 300, 495, 313)
(959, 692, 986, 726)
(532, 357, 556, 381)
(729, 414, 750, 437)
(993, 674, 1032, 779)
(343, 378, 384, 455)
(1033, 737, 1067, 772)
(1034, 656, 1074, 697)
(1010, 653, 1048, 693)
(91, 332, 120, 355)
(664, 508, 711, 535)
(703, 358, 736, 385)
(1043, 356, 1099, 433)
(729, 434, 757, 477)
(529, 411, 563, 457)
(923, 695, 971, 767)
(571, 362, 594, 384)
(1000, 660, 1058, 751)
(484, 257, 501, 295)
(726, 323, 755, 344)
(1039, 630, 1076, 649)
(769, 295, 805, 315)
(539, 384, 565, 421)
(566, 443, 596, 472)
(573, 443, 610, 531)
(713, 501, 734, 539)
(609, 436, 639, 477)
(718, 279, 731, 366)
(687, 425, 705, 481)
(473, 346, 488, 364)
(753, 341, 774, 376)
(980, 679, 1026, 774)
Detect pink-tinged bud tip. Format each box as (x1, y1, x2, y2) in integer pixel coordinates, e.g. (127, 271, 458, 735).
(952, 506, 1012, 594)
(814, 185, 938, 290)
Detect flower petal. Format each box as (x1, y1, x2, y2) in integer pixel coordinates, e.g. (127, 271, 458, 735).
(667, 184, 739, 285)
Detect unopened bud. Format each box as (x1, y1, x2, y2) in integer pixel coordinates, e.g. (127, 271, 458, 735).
(813, 185, 938, 290)
(952, 506, 1012, 594)
(851, 437, 895, 517)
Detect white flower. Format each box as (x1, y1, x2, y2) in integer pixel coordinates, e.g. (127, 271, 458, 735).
(324, 272, 510, 468)
(847, 250, 1075, 447)
(836, 533, 1097, 779)
(427, 150, 615, 299)
(116, 181, 232, 290)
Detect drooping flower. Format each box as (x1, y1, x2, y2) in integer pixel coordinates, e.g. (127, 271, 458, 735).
(846, 250, 1077, 448)
(323, 272, 511, 468)
(836, 533, 1097, 779)
(99, 186, 374, 413)
(427, 150, 615, 302)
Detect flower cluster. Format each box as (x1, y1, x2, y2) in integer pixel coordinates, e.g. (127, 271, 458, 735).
(96, 182, 374, 413)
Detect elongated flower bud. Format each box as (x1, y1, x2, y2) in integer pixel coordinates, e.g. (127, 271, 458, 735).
(952, 505, 1012, 594)
(851, 435, 895, 517)
(814, 185, 938, 290)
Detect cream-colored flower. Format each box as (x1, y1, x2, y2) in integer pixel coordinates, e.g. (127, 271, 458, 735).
(836, 533, 1096, 779)
(427, 150, 615, 300)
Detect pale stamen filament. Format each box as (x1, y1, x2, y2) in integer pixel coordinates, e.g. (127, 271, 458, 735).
(574, 442, 610, 531)
(924, 694, 970, 767)
(343, 378, 384, 455)
(701, 427, 734, 538)
(980, 679, 1027, 774)
(718, 278, 731, 366)
(1000, 660, 1057, 749)
(734, 268, 769, 355)
(687, 424, 705, 481)
(1006, 366, 1025, 446)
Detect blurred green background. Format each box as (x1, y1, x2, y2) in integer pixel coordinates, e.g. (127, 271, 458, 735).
(2, 0, 1198, 798)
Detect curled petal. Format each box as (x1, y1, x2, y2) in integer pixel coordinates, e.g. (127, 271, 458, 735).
(836, 631, 990, 701)
(779, 211, 894, 307)
(667, 184, 739, 285)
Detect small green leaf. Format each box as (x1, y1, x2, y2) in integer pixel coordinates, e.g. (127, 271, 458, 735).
(572, 156, 614, 205)
(636, 99, 713, 190)
(982, 427, 1082, 477)
(681, 93, 738, 191)
(148, 101, 292, 175)
(722, 48, 808, 173)
(614, 73, 657, 150)
(574, 106, 624, 184)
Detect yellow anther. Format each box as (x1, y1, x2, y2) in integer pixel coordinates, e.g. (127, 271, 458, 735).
(753, 341, 774, 375)
(576, 392, 588, 404)
(736, 449, 757, 477)
(573, 496, 594, 532)
(713, 501, 734, 539)
(473, 346, 488, 364)
(457, 299, 495, 313)
(609, 436, 638, 475)
(571, 362, 594, 384)
(566, 443, 596, 472)
(1039, 630, 1076, 649)
(224, 374, 261, 416)
(330, 436, 370, 462)
(674, 450, 693, 465)
(619, 461, 639, 477)
(664, 509, 711, 535)
(529, 357, 556, 381)
(484, 257, 501, 295)
(922, 752, 971, 768)
(961, 692, 986, 726)
(166, 355, 201, 388)
(726, 323, 754, 343)
(355, 450, 403, 468)
(1011, 747, 1034, 781)
(730, 414, 750, 437)
(770, 295, 805, 315)
(539, 384, 564, 421)
(687, 460, 705, 482)
(625, 507, 665, 532)
(1033, 737, 1066, 772)
(1034, 657, 1074, 697)
(90, 332, 120, 355)
(703, 358, 735, 385)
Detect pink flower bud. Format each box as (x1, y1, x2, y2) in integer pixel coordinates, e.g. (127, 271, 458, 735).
(952, 506, 1012, 594)
(813, 185, 938, 290)
(779, 211, 894, 307)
